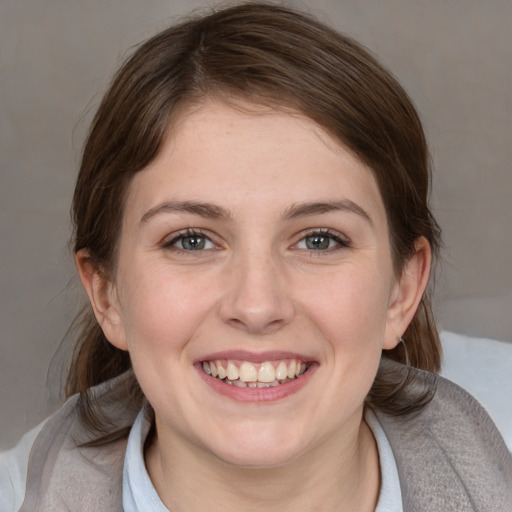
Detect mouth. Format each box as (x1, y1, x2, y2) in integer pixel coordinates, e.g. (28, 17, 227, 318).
(201, 358, 310, 388)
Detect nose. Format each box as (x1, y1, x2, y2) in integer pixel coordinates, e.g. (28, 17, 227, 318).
(218, 251, 295, 335)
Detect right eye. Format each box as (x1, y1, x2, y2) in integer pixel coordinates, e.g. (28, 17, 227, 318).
(163, 230, 216, 251)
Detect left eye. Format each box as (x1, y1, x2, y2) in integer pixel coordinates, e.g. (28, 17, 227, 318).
(296, 232, 347, 251)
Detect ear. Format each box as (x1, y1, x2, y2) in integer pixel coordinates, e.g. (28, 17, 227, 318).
(382, 237, 431, 350)
(75, 249, 128, 351)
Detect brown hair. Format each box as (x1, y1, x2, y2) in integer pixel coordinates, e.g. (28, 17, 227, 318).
(68, 2, 442, 438)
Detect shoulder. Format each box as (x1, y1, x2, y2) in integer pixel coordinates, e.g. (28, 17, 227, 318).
(0, 421, 46, 512)
(440, 330, 512, 450)
(16, 372, 140, 512)
(375, 359, 512, 511)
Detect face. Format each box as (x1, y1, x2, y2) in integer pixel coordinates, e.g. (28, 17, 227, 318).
(83, 100, 425, 468)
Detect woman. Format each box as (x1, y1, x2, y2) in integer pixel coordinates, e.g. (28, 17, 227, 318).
(3, 3, 511, 511)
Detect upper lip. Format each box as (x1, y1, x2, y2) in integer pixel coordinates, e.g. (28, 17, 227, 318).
(195, 350, 316, 364)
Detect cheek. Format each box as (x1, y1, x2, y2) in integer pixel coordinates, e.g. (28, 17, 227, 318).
(116, 264, 214, 354)
(300, 265, 392, 346)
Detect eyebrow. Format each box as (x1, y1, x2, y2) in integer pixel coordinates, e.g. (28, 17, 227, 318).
(283, 200, 372, 224)
(140, 199, 372, 225)
(140, 201, 232, 224)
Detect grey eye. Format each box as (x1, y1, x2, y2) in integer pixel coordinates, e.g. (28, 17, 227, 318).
(295, 230, 349, 251)
(304, 235, 332, 250)
(180, 235, 207, 250)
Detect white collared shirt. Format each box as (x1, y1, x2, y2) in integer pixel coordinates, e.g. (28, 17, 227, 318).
(122, 408, 403, 512)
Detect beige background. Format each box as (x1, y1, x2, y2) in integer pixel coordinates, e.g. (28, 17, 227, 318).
(1, 0, 511, 450)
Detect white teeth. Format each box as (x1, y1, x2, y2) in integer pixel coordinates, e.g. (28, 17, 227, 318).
(258, 362, 276, 383)
(275, 361, 288, 380)
(203, 358, 309, 385)
(202, 361, 211, 375)
(239, 361, 258, 382)
(227, 361, 239, 380)
(287, 360, 296, 379)
(216, 361, 227, 380)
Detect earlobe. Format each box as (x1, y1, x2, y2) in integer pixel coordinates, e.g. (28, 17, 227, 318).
(382, 237, 431, 350)
(75, 249, 128, 351)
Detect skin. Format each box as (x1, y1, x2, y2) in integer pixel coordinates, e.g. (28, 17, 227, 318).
(77, 100, 431, 511)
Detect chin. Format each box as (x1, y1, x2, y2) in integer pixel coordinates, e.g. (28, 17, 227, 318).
(214, 446, 301, 469)
(205, 427, 307, 469)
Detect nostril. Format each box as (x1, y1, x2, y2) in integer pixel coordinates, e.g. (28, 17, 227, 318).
(225, 315, 289, 335)
(218, 297, 294, 334)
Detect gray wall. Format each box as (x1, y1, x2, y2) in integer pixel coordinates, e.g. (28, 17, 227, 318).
(1, 0, 511, 450)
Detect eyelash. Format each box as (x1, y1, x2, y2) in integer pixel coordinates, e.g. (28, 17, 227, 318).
(161, 228, 350, 254)
(295, 229, 351, 252)
(162, 228, 217, 252)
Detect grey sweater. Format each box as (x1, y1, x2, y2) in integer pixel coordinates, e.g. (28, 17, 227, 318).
(19, 360, 512, 511)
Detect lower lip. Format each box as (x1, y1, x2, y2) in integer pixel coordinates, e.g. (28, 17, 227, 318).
(196, 363, 318, 402)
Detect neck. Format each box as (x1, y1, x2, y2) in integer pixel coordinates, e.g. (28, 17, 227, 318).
(145, 414, 380, 512)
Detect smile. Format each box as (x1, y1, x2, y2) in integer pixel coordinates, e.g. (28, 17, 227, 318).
(202, 359, 309, 388)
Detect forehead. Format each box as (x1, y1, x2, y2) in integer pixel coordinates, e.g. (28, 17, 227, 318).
(124, 100, 386, 224)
